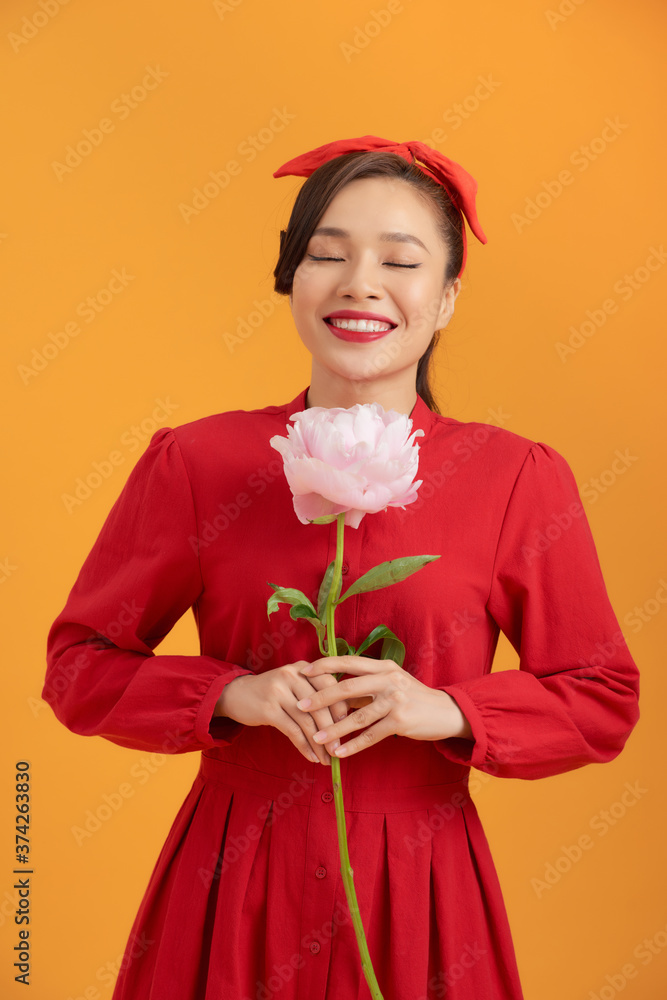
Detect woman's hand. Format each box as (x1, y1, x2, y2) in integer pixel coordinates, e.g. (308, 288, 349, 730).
(294, 655, 474, 759)
(214, 662, 350, 765)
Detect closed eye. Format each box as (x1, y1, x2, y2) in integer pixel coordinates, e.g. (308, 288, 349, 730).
(306, 254, 420, 269)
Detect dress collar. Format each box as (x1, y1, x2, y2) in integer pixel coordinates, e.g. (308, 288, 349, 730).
(282, 386, 436, 437)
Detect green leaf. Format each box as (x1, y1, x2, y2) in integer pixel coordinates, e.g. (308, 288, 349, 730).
(355, 624, 401, 656)
(266, 584, 317, 620)
(322, 636, 354, 656)
(380, 635, 406, 667)
(337, 555, 441, 603)
(317, 561, 343, 622)
(289, 604, 326, 641)
(354, 625, 406, 667)
(289, 603, 320, 622)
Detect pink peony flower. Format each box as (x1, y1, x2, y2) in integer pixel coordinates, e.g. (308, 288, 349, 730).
(269, 402, 425, 529)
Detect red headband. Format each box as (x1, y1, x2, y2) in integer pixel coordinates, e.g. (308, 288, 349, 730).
(273, 134, 487, 277)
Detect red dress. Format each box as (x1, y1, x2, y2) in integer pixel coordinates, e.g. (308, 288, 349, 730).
(44, 387, 640, 999)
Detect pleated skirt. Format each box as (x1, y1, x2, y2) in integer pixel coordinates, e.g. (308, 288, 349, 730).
(111, 739, 524, 999)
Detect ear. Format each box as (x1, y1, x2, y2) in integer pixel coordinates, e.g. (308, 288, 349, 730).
(435, 278, 461, 330)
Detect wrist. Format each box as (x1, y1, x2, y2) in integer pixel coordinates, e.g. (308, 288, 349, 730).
(214, 674, 250, 719)
(439, 690, 473, 740)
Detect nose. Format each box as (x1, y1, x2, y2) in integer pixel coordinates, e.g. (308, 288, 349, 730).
(335, 253, 384, 300)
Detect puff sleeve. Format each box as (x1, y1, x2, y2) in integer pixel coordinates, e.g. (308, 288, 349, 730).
(43, 427, 253, 754)
(437, 442, 640, 779)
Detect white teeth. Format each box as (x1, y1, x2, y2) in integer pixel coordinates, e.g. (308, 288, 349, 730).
(328, 318, 393, 332)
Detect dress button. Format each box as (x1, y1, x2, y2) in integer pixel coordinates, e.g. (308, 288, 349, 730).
(315, 866, 327, 879)
(310, 941, 321, 954)
(321, 791, 333, 803)
(341, 563, 349, 575)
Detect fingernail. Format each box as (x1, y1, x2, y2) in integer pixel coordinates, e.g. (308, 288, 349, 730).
(329, 740, 340, 751)
(308, 751, 318, 763)
(297, 698, 311, 710)
(335, 746, 348, 757)
(300, 663, 313, 674)
(313, 731, 327, 742)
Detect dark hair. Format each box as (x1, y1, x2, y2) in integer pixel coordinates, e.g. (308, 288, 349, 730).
(273, 151, 464, 413)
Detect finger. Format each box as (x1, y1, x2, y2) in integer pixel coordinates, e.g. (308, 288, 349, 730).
(301, 655, 386, 679)
(311, 698, 388, 756)
(277, 710, 322, 764)
(290, 673, 349, 740)
(292, 676, 341, 736)
(307, 673, 349, 724)
(331, 717, 396, 759)
(289, 676, 345, 759)
(297, 675, 382, 715)
(280, 707, 331, 765)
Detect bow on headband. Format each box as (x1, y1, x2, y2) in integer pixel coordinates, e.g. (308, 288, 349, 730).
(273, 134, 487, 277)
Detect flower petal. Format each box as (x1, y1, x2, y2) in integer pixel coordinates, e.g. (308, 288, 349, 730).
(276, 401, 425, 522)
(293, 493, 347, 525)
(283, 457, 366, 506)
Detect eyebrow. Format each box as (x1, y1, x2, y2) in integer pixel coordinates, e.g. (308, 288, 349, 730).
(310, 226, 430, 254)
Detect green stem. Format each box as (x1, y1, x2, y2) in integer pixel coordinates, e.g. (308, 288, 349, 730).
(324, 513, 384, 1000)
(325, 513, 345, 657)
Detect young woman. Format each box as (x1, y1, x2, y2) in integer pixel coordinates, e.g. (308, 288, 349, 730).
(44, 135, 640, 999)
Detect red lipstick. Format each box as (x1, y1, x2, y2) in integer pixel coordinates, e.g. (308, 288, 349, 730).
(323, 310, 397, 343)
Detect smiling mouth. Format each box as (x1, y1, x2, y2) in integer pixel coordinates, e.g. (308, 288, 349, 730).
(322, 317, 396, 342)
(326, 316, 396, 333)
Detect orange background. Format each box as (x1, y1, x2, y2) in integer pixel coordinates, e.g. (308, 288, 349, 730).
(2, 1, 665, 997)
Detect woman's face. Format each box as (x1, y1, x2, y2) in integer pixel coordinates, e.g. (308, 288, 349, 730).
(289, 175, 460, 396)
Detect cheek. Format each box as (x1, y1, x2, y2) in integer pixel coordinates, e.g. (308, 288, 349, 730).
(292, 268, 327, 313)
(403, 279, 445, 331)
(289, 283, 326, 348)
